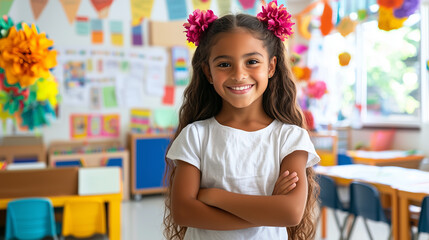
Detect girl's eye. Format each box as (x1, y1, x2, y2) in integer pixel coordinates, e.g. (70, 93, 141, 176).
(217, 63, 231, 68)
(248, 59, 259, 65)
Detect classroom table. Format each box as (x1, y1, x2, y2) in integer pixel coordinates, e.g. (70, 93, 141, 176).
(397, 182, 429, 240)
(347, 150, 425, 169)
(315, 164, 429, 240)
(0, 193, 122, 240)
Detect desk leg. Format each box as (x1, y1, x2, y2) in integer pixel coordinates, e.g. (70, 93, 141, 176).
(391, 190, 398, 240)
(321, 207, 327, 239)
(399, 197, 411, 240)
(109, 199, 121, 240)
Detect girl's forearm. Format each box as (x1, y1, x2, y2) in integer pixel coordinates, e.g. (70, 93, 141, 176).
(173, 197, 259, 230)
(199, 188, 306, 226)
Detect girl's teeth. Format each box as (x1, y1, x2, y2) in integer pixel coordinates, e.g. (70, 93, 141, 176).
(231, 85, 251, 90)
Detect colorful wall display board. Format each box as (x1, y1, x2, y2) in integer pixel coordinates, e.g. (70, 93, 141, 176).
(171, 46, 190, 86)
(70, 113, 120, 139)
(130, 108, 151, 133)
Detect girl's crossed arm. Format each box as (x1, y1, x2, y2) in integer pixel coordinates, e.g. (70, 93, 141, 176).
(171, 160, 258, 230)
(198, 150, 309, 227)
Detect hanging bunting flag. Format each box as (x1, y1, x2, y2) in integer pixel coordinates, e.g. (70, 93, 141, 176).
(217, 0, 231, 16)
(394, 0, 419, 18)
(130, 0, 154, 26)
(166, 0, 187, 20)
(377, 0, 404, 9)
(110, 20, 123, 46)
(131, 23, 143, 46)
(357, 9, 367, 21)
(336, 16, 357, 37)
(378, 6, 406, 31)
(30, 0, 48, 20)
(60, 0, 81, 24)
(0, 0, 14, 16)
(192, 0, 211, 10)
(238, 0, 256, 10)
(90, 0, 113, 18)
(297, 15, 312, 40)
(75, 16, 90, 35)
(320, 2, 333, 36)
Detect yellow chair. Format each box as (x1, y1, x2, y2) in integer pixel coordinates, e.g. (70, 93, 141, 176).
(62, 199, 106, 238)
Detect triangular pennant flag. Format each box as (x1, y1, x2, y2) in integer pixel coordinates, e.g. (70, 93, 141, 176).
(131, 0, 154, 26)
(90, 0, 113, 18)
(30, 0, 48, 20)
(238, 0, 256, 10)
(192, 0, 211, 10)
(59, 0, 81, 24)
(0, 0, 14, 16)
(320, 2, 333, 36)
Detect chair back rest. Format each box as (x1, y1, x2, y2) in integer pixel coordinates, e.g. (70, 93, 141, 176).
(318, 175, 342, 210)
(62, 199, 106, 237)
(418, 196, 429, 233)
(349, 181, 388, 223)
(5, 198, 57, 240)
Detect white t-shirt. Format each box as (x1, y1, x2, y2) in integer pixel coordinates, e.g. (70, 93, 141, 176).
(166, 117, 320, 240)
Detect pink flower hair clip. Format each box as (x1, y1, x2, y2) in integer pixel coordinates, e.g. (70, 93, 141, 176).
(183, 9, 218, 46)
(257, 0, 295, 41)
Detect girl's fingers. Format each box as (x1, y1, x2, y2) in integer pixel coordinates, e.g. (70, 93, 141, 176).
(276, 175, 299, 195)
(273, 171, 298, 195)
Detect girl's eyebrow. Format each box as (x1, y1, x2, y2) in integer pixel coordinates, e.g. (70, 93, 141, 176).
(212, 52, 264, 62)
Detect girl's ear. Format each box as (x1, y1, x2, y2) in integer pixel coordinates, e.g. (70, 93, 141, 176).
(269, 56, 277, 77)
(202, 64, 213, 84)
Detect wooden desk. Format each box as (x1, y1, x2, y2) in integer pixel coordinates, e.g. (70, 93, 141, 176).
(0, 193, 122, 240)
(315, 164, 429, 240)
(347, 150, 425, 169)
(397, 183, 429, 240)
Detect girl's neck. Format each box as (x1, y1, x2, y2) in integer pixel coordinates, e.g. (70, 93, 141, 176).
(215, 105, 273, 132)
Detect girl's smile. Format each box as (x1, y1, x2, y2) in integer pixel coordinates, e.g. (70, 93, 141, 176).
(227, 84, 255, 94)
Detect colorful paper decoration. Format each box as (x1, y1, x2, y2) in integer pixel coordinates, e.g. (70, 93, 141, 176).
(0, 0, 14, 16)
(238, 0, 256, 10)
(426, 60, 429, 71)
(394, 0, 419, 18)
(0, 15, 14, 39)
(377, 0, 404, 9)
(60, 0, 81, 24)
(162, 86, 175, 105)
(292, 66, 311, 81)
(217, 0, 231, 16)
(131, 23, 143, 46)
(70, 113, 120, 139)
(306, 80, 327, 99)
(357, 9, 367, 21)
(30, 0, 48, 20)
(339, 52, 351, 66)
(130, 0, 154, 25)
(75, 16, 90, 35)
(166, 0, 188, 20)
(297, 15, 312, 40)
(90, 0, 113, 18)
(378, 6, 406, 31)
(130, 108, 151, 133)
(336, 17, 357, 37)
(192, 0, 211, 10)
(293, 44, 308, 54)
(320, 2, 333, 36)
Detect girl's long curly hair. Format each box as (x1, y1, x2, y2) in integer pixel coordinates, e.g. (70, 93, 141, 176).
(163, 13, 320, 240)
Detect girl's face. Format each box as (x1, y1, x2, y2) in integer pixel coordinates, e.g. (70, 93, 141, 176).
(204, 29, 276, 110)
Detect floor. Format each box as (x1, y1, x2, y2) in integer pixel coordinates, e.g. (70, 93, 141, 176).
(121, 194, 429, 240)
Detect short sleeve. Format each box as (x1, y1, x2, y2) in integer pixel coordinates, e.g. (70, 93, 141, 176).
(281, 127, 320, 168)
(166, 124, 201, 169)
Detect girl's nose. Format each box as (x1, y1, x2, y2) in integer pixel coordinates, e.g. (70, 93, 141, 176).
(232, 66, 248, 81)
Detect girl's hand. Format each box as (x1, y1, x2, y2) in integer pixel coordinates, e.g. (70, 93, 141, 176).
(272, 171, 299, 195)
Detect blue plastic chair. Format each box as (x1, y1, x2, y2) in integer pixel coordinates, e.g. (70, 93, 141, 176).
(346, 181, 392, 240)
(5, 198, 58, 240)
(415, 196, 429, 240)
(317, 174, 350, 240)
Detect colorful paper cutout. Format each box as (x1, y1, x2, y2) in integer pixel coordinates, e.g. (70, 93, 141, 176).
(102, 86, 118, 108)
(90, 0, 113, 18)
(60, 0, 81, 24)
(102, 114, 120, 137)
(166, 0, 188, 20)
(30, 0, 48, 20)
(293, 44, 308, 54)
(76, 16, 90, 35)
(339, 52, 351, 66)
(130, 109, 151, 133)
(238, 0, 256, 10)
(297, 15, 312, 40)
(378, 6, 406, 31)
(110, 21, 123, 46)
(320, 2, 333, 36)
(131, 24, 143, 46)
(394, 0, 419, 18)
(336, 17, 357, 37)
(162, 86, 175, 105)
(171, 46, 190, 86)
(70, 114, 88, 139)
(70, 113, 120, 139)
(130, 0, 154, 25)
(357, 9, 367, 21)
(192, 0, 211, 10)
(377, 0, 404, 9)
(0, 0, 14, 16)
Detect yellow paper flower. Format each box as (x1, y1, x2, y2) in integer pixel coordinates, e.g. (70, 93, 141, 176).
(0, 23, 57, 88)
(36, 74, 58, 107)
(378, 7, 407, 31)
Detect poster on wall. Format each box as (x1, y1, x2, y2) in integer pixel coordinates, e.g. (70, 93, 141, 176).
(70, 113, 120, 139)
(171, 46, 190, 86)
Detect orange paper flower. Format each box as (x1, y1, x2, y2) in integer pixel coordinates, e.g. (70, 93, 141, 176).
(339, 52, 351, 66)
(0, 23, 57, 88)
(378, 7, 407, 31)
